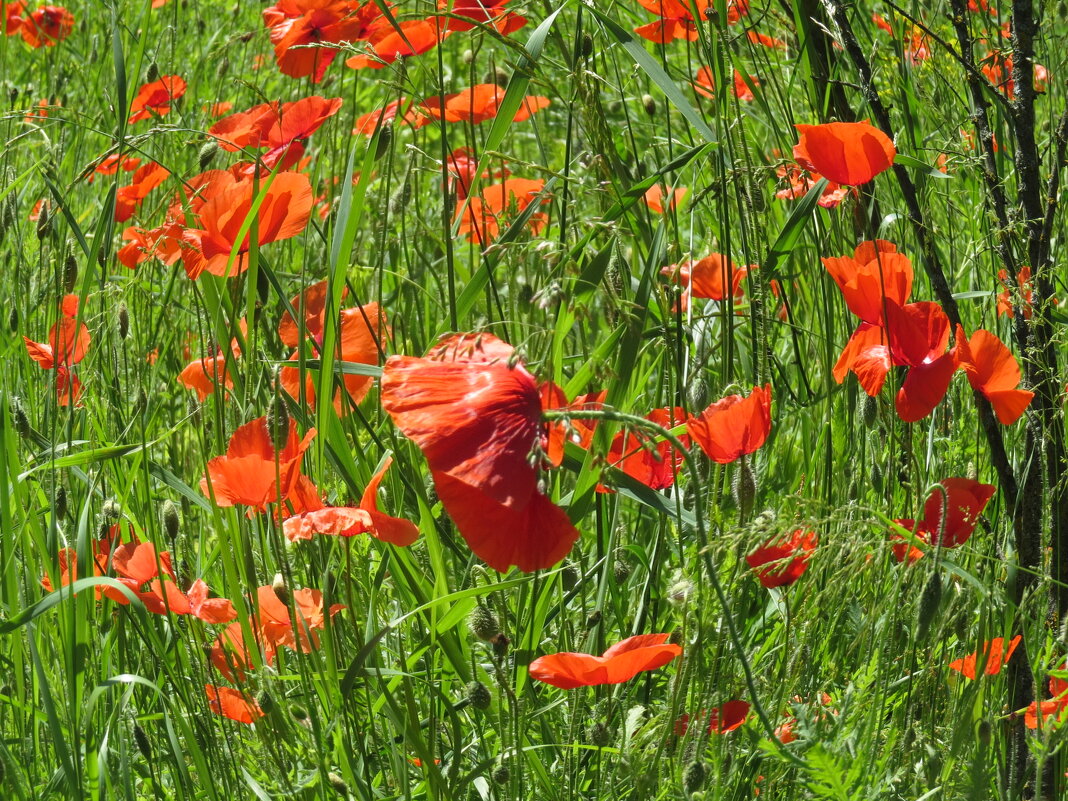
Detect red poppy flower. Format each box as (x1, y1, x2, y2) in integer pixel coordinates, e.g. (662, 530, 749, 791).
(997, 266, 1034, 319)
(205, 685, 265, 724)
(952, 325, 1033, 425)
(443, 147, 509, 201)
(707, 700, 751, 733)
(1025, 668, 1068, 729)
(661, 253, 747, 312)
(793, 121, 896, 186)
(24, 311, 90, 369)
(528, 633, 682, 689)
(822, 240, 912, 326)
(346, 18, 445, 70)
(255, 584, 344, 652)
(633, 0, 747, 42)
(210, 96, 343, 169)
(687, 385, 772, 464)
(540, 384, 605, 466)
(106, 541, 233, 622)
(200, 416, 316, 511)
(694, 67, 759, 101)
(283, 458, 418, 546)
(601, 407, 688, 491)
(381, 333, 580, 572)
(19, 5, 73, 47)
(440, 0, 525, 34)
(353, 97, 413, 135)
(643, 184, 686, 214)
(177, 319, 246, 401)
(457, 178, 548, 244)
(210, 618, 277, 682)
(746, 528, 817, 588)
(264, 0, 381, 82)
(949, 635, 1021, 680)
(4, 2, 25, 35)
(114, 161, 170, 222)
(775, 162, 852, 208)
(747, 30, 785, 48)
(892, 477, 996, 561)
(412, 84, 549, 127)
(981, 51, 1048, 100)
(180, 171, 313, 278)
(88, 153, 141, 182)
(127, 75, 186, 124)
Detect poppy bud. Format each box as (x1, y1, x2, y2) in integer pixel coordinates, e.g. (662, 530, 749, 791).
(146, 62, 159, 82)
(585, 610, 602, 628)
(561, 560, 579, 590)
(36, 200, 51, 240)
(491, 632, 510, 658)
(97, 249, 107, 269)
(860, 394, 878, 428)
(686, 378, 709, 414)
(268, 396, 289, 452)
(916, 572, 942, 641)
(977, 719, 992, 746)
(53, 485, 67, 520)
(327, 772, 350, 797)
(966, 461, 977, 481)
(684, 760, 706, 794)
(388, 182, 411, 216)
(468, 604, 500, 640)
(373, 125, 392, 161)
(642, 94, 657, 116)
(117, 303, 129, 340)
(7, 307, 16, 332)
(272, 573, 291, 606)
(64, 251, 78, 293)
(580, 33, 594, 59)
(871, 462, 884, 492)
(466, 680, 492, 710)
(217, 57, 230, 78)
(669, 628, 684, 646)
(256, 690, 274, 714)
(586, 721, 610, 747)
(732, 458, 756, 519)
(102, 498, 121, 521)
(133, 723, 152, 760)
(290, 704, 310, 726)
(491, 763, 510, 785)
(11, 396, 30, 440)
(613, 558, 631, 584)
(462, 49, 474, 64)
(493, 68, 509, 86)
(198, 140, 218, 171)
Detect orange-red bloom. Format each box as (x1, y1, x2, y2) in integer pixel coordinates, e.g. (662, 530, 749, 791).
(694, 67, 759, 102)
(660, 253, 747, 312)
(205, 685, 265, 724)
(114, 161, 170, 222)
(949, 635, 1021, 680)
(346, 18, 445, 70)
(746, 528, 817, 588)
(643, 184, 686, 214)
(200, 416, 316, 511)
(19, 5, 73, 47)
(601, 407, 688, 491)
(687, 385, 772, 464)
(528, 634, 682, 689)
(892, 477, 996, 561)
(633, 0, 747, 42)
(209, 96, 343, 169)
(381, 333, 579, 572)
(412, 84, 549, 127)
(1025, 667, 1068, 729)
(127, 75, 186, 124)
(953, 325, 1033, 425)
(794, 121, 896, 186)
(264, 0, 382, 82)
(456, 177, 548, 243)
(439, 0, 525, 34)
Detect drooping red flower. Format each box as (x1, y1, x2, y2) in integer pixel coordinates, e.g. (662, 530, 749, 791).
(209, 96, 343, 169)
(345, 18, 446, 70)
(687, 385, 772, 464)
(601, 407, 688, 491)
(456, 178, 548, 244)
(127, 75, 186, 124)
(949, 635, 1021, 680)
(793, 121, 896, 186)
(200, 416, 316, 511)
(412, 84, 549, 127)
(1025, 666, 1068, 729)
(952, 325, 1033, 425)
(892, 477, 996, 561)
(205, 685, 265, 724)
(528, 634, 682, 689)
(114, 161, 171, 222)
(746, 528, 817, 588)
(19, 5, 73, 47)
(381, 333, 580, 572)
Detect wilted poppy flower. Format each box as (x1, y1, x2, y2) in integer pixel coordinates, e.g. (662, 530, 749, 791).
(19, 4, 73, 47)
(181, 170, 313, 278)
(201, 416, 316, 511)
(949, 635, 1021, 680)
(892, 477, 996, 561)
(205, 685, 265, 724)
(413, 84, 549, 127)
(127, 75, 186, 124)
(794, 121, 896, 186)
(694, 67, 759, 101)
(283, 458, 418, 546)
(953, 325, 1033, 425)
(381, 333, 580, 572)
(346, 18, 445, 70)
(528, 633, 682, 688)
(114, 161, 170, 222)
(644, 184, 686, 214)
(746, 528, 817, 588)
(457, 178, 548, 244)
(687, 385, 772, 464)
(1025, 666, 1068, 729)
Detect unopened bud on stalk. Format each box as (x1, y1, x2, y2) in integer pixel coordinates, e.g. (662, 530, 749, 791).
(586, 721, 610, 747)
(468, 604, 499, 641)
(102, 498, 121, 521)
(642, 94, 657, 116)
(161, 500, 180, 540)
(272, 573, 291, 606)
(290, 704, 310, 725)
(613, 558, 631, 584)
(491, 632, 510, 658)
(561, 560, 579, 590)
(53, 485, 67, 520)
(977, 719, 992, 746)
(732, 458, 756, 519)
(373, 125, 392, 161)
(8, 307, 17, 331)
(117, 303, 129, 339)
(686, 378, 709, 414)
(256, 690, 274, 714)
(63, 250, 77, 292)
(146, 62, 160, 82)
(684, 760, 706, 794)
(36, 200, 51, 240)
(860, 393, 878, 428)
(268, 396, 289, 451)
(462, 49, 474, 64)
(133, 723, 152, 759)
(491, 763, 510, 785)
(198, 140, 218, 171)
(10, 397, 29, 440)
(466, 680, 491, 710)
(916, 572, 942, 641)
(327, 772, 350, 797)
(580, 33, 594, 59)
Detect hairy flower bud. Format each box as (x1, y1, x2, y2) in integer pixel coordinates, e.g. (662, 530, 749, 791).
(161, 500, 180, 540)
(11, 396, 30, 439)
(916, 572, 942, 641)
(466, 680, 492, 710)
(468, 604, 500, 641)
(684, 760, 706, 794)
(272, 573, 291, 606)
(117, 303, 129, 340)
(732, 458, 756, 520)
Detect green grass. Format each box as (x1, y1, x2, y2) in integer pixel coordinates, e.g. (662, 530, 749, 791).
(1, 0, 1067, 799)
